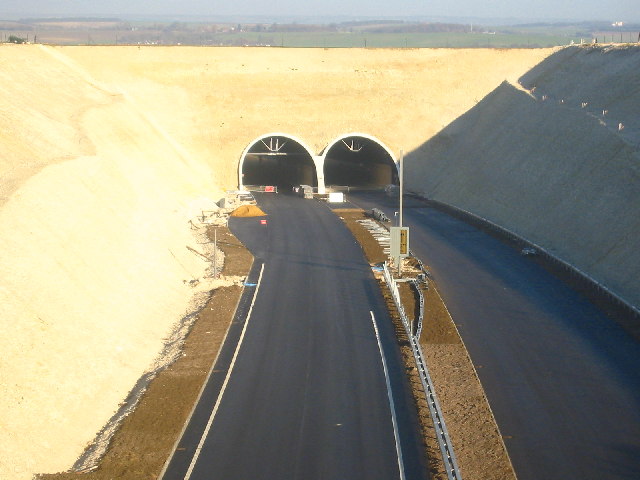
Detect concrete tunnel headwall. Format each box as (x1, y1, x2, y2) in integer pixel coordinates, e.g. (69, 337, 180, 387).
(239, 133, 318, 191)
(239, 133, 398, 192)
(321, 133, 398, 188)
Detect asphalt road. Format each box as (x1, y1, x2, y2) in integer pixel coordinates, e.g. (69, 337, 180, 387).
(161, 193, 426, 480)
(349, 191, 640, 480)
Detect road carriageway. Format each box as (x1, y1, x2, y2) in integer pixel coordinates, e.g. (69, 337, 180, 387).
(349, 191, 640, 480)
(161, 193, 428, 480)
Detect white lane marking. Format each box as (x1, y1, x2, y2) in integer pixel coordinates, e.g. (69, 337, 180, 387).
(370, 310, 406, 480)
(158, 260, 258, 480)
(183, 262, 266, 480)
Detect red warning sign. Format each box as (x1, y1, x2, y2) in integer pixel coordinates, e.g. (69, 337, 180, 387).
(260, 219, 267, 225)
(264, 186, 275, 192)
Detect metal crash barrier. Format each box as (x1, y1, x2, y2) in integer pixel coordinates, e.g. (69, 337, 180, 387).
(382, 262, 461, 480)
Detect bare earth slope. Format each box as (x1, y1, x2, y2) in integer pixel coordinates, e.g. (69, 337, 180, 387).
(0, 45, 222, 480)
(0, 44, 553, 480)
(57, 45, 554, 184)
(405, 45, 640, 310)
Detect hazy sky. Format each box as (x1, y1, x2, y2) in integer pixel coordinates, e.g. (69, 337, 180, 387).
(1, 0, 638, 22)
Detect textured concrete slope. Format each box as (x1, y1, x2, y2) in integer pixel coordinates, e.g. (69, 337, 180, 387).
(406, 45, 640, 310)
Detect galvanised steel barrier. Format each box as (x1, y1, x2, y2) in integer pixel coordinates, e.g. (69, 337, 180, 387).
(382, 262, 461, 480)
(411, 279, 425, 340)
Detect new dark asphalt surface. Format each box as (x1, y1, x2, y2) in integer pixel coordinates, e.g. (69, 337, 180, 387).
(350, 191, 640, 480)
(162, 193, 427, 480)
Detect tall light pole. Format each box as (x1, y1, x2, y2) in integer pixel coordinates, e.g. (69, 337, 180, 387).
(399, 149, 404, 227)
(390, 149, 409, 276)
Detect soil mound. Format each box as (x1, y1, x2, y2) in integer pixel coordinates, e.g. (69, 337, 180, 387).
(230, 205, 267, 217)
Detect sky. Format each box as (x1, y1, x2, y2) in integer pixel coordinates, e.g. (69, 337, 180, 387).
(1, 0, 638, 23)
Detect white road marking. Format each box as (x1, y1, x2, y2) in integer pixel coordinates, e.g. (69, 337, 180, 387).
(183, 262, 266, 480)
(370, 310, 406, 480)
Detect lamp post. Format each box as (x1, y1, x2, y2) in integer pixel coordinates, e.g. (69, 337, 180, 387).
(399, 149, 404, 228)
(390, 150, 409, 276)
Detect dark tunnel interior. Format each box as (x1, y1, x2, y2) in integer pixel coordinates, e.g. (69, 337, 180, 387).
(242, 136, 317, 191)
(323, 136, 398, 188)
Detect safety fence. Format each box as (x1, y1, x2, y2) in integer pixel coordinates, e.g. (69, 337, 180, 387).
(382, 262, 461, 480)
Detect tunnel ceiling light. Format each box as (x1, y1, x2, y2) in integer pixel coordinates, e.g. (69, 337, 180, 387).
(249, 151, 309, 156)
(261, 137, 288, 153)
(341, 139, 364, 152)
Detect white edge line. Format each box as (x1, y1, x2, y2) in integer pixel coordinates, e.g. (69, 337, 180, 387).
(370, 310, 406, 480)
(158, 258, 256, 480)
(183, 262, 265, 480)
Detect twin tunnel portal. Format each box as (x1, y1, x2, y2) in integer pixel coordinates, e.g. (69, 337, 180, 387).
(239, 133, 399, 192)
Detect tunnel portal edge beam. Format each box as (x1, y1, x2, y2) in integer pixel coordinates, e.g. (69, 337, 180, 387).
(238, 132, 318, 191)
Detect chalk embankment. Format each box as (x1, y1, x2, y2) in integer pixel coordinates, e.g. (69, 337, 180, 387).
(1, 44, 554, 479)
(406, 45, 640, 310)
(0, 45, 221, 479)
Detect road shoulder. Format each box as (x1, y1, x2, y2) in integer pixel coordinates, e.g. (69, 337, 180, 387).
(336, 207, 515, 480)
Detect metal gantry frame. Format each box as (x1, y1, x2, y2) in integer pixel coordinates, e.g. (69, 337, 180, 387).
(341, 138, 364, 152)
(260, 137, 288, 154)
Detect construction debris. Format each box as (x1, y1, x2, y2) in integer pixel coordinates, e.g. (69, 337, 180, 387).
(229, 204, 267, 218)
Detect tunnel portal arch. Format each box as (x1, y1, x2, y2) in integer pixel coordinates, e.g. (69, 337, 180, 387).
(239, 133, 318, 191)
(321, 134, 398, 189)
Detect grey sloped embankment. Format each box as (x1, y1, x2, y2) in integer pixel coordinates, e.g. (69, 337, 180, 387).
(405, 45, 640, 313)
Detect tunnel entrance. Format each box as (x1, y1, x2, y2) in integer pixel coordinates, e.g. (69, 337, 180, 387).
(240, 134, 317, 191)
(323, 135, 397, 188)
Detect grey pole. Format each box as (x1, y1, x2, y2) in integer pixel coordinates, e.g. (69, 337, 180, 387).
(399, 149, 404, 228)
(397, 150, 404, 276)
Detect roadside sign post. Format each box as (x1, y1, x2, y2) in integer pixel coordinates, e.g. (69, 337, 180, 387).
(390, 226, 410, 276)
(390, 149, 410, 276)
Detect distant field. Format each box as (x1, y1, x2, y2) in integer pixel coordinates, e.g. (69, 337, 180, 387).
(2, 28, 586, 48)
(4, 18, 636, 47)
(204, 31, 584, 48)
